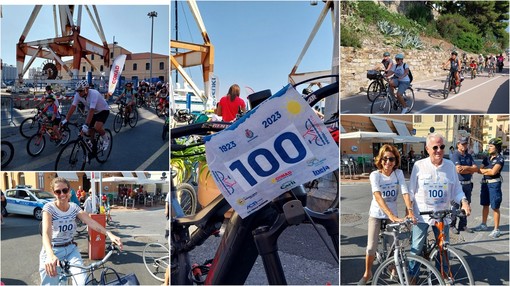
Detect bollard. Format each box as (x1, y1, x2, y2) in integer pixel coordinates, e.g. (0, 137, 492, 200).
(88, 213, 106, 260)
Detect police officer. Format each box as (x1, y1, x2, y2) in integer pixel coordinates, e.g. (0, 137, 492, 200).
(474, 138, 505, 238)
(450, 137, 478, 234)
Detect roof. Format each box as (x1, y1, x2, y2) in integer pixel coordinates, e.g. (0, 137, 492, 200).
(127, 53, 168, 60)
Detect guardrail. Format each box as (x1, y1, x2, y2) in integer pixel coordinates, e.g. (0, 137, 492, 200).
(1, 96, 15, 126)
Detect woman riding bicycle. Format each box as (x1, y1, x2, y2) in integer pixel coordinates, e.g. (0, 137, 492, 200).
(116, 82, 137, 116)
(358, 144, 414, 285)
(385, 53, 411, 114)
(442, 51, 462, 87)
(39, 177, 123, 285)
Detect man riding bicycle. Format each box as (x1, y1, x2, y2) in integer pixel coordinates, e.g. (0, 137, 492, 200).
(62, 80, 111, 151)
(443, 51, 462, 87)
(116, 82, 137, 117)
(377, 51, 394, 74)
(385, 53, 411, 114)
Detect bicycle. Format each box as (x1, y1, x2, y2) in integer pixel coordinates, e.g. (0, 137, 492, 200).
(442, 69, 462, 99)
(57, 244, 130, 285)
(487, 63, 495, 78)
(143, 242, 170, 282)
(162, 111, 169, 140)
(372, 219, 445, 285)
(366, 70, 387, 102)
(19, 107, 43, 138)
(370, 77, 415, 114)
(1, 141, 14, 168)
(26, 118, 71, 156)
(420, 208, 474, 285)
(113, 100, 138, 133)
(54, 124, 113, 171)
(170, 78, 339, 285)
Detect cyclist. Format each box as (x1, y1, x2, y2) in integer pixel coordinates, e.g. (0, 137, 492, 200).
(478, 54, 485, 73)
(489, 54, 497, 74)
(116, 82, 136, 119)
(137, 80, 149, 104)
(474, 138, 505, 238)
(39, 177, 123, 285)
(38, 95, 62, 143)
(385, 53, 411, 114)
(156, 84, 169, 113)
(469, 59, 477, 78)
(497, 53, 505, 72)
(442, 51, 462, 87)
(408, 133, 471, 274)
(374, 51, 393, 74)
(61, 80, 111, 151)
(358, 144, 414, 285)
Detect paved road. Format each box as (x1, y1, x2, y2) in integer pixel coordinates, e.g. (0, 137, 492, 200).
(340, 160, 509, 285)
(1, 102, 169, 171)
(341, 67, 509, 114)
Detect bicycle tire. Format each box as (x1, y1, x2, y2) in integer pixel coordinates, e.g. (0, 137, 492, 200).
(128, 109, 138, 128)
(176, 183, 198, 216)
(96, 129, 113, 163)
(327, 169, 339, 209)
(60, 126, 71, 146)
(429, 246, 474, 285)
(19, 117, 40, 138)
(370, 93, 391, 114)
(143, 243, 170, 282)
(403, 87, 415, 112)
(113, 113, 123, 133)
(443, 75, 450, 99)
(453, 78, 461, 94)
(372, 254, 445, 285)
(367, 80, 382, 102)
(76, 218, 87, 233)
(162, 122, 169, 141)
(55, 140, 87, 171)
(1, 141, 14, 168)
(27, 134, 46, 156)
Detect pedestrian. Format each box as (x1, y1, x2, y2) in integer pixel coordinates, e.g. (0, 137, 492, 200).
(78, 186, 86, 205)
(357, 144, 414, 285)
(450, 137, 478, 234)
(215, 84, 246, 122)
(448, 146, 455, 159)
(1, 190, 6, 225)
(408, 147, 415, 160)
(408, 133, 471, 274)
(474, 138, 505, 238)
(39, 177, 123, 285)
(83, 190, 99, 214)
(69, 188, 80, 206)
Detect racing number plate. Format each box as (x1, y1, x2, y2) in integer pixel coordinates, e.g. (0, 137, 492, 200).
(205, 85, 338, 218)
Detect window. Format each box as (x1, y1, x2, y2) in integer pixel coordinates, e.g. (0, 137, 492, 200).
(91, 54, 94, 60)
(19, 173, 25, 186)
(133, 63, 137, 71)
(82, 66, 86, 72)
(100, 65, 104, 72)
(415, 115, 422, 123)
(146, 63, 150, 70)
(159, 62, 164, 70)
(434, 115, 443, 122)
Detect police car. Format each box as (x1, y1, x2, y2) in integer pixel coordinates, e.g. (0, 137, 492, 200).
(4, 185, 55, 220)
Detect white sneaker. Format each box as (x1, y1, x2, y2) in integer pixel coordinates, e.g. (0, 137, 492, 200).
(474, 223, 488, 231)
(488, 229, 501, 238)
(401, 107, 409, 114)
(102, 138, 110, 151)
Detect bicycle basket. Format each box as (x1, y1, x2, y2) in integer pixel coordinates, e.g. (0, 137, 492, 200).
(101, 268, 140, 285)
(367, 70, 381, 80)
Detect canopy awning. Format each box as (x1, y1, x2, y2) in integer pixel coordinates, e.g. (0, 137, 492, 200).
(370, 118, 393, 133)
(101, 176, 139, 183)
(341, 131, 425, 143)
(56, 172, 79, 181)
(393, 122, 412, 137)
(135, 172, 147, 180)
(121, 172, 133, 178)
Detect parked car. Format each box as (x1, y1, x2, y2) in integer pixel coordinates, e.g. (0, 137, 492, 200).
(4, 185, 55, 220)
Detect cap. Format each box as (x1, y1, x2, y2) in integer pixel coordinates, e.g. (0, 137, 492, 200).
(457, 137, 468, 144)
(383, 52, 390, 57)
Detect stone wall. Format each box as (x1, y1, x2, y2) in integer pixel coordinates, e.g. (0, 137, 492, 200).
(340, 46, 476, 97)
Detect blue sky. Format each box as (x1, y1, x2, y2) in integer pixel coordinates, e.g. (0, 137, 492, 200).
(171, 1, 336, 98)
(1, 5, 169, 76)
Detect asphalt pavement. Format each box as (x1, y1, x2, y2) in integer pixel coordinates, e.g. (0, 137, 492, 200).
(340, 159, 510, 285)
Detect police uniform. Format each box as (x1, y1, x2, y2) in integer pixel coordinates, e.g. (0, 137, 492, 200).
(480, 153, 505, 210)
(450, 150, 476, 230)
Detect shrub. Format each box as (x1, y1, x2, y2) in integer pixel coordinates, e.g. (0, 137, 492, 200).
(341, 25, 361, 48)
(407, 3, 434, 27)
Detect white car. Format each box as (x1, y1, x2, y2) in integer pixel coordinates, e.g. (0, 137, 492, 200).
(4, 185, 55, 220)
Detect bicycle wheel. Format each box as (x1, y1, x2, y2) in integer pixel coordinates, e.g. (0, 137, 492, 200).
(367, 81, 382, 102)
(1, 141, 14, 168)
(370, 93, 391, 114)
(19, 117, 40, 138)
(113, 113, 123, 133)
(328, 169, 339, 209)
(429, 246, 474, 285)
(403, 87, 415, 112)
(176, 183, 197, 216)
(143, 243, 170, 282)
(128, 109, 138, 128)
(372, 254, 445, 286)
(27, 134, 46, 156)
(453, 78, 460, 94)
(76, 217, 87, 233)
(55, 140, 87, 171)
(162, 122, 169, 141)
(96, 129, 113, 163)
(60, 126, 71, 146)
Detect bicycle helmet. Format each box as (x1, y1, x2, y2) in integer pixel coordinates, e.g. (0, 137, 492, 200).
(45, 95, 55, 101)
(45, 85, 52, 91)
(488, 137, 503, 152)
(395, 53, 404, 60)
(75, 80, 89, 91)
(451, 51, 458, 56)
(383, 52, 390, 57)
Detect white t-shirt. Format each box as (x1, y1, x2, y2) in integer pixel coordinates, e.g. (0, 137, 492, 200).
(369, 169, 408, 219)
(409, 158, 466, 225)
(43, 202, 81, 245)
(72, 89, 110, 113)
(390, 63, 410, 82)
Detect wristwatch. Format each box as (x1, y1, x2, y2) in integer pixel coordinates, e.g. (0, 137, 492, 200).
(461, 198, 469, 204)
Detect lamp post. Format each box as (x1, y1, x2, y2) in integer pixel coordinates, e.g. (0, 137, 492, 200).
(148, 11, 158, 84)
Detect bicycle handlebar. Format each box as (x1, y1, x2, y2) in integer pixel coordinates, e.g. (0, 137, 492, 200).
(386, 218, 414, 230)
(419, 208, 466, 220)
(170, 121, 231, 139)
(59, 244, 121, 273)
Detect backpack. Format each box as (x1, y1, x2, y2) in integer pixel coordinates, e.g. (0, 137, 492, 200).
(404, 63, 413, 83)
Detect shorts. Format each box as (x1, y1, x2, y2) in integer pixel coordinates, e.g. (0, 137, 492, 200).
(89, 110, 110, 127)
(50, 117, 61, 126)
(391, 79, 410, 95)
(480, 182, 502, 209)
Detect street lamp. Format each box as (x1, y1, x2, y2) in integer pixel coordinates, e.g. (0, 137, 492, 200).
(148, 11, 158, 84)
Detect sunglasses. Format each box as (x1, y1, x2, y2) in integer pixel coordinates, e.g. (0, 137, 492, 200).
(431, 145, 446, 151)
(382, 157, 396, 163)
(54, 188, 69, 195)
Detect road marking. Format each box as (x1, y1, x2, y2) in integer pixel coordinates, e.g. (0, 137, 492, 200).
(417, 75, 502, 113)
(137, 142, 168, 170)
